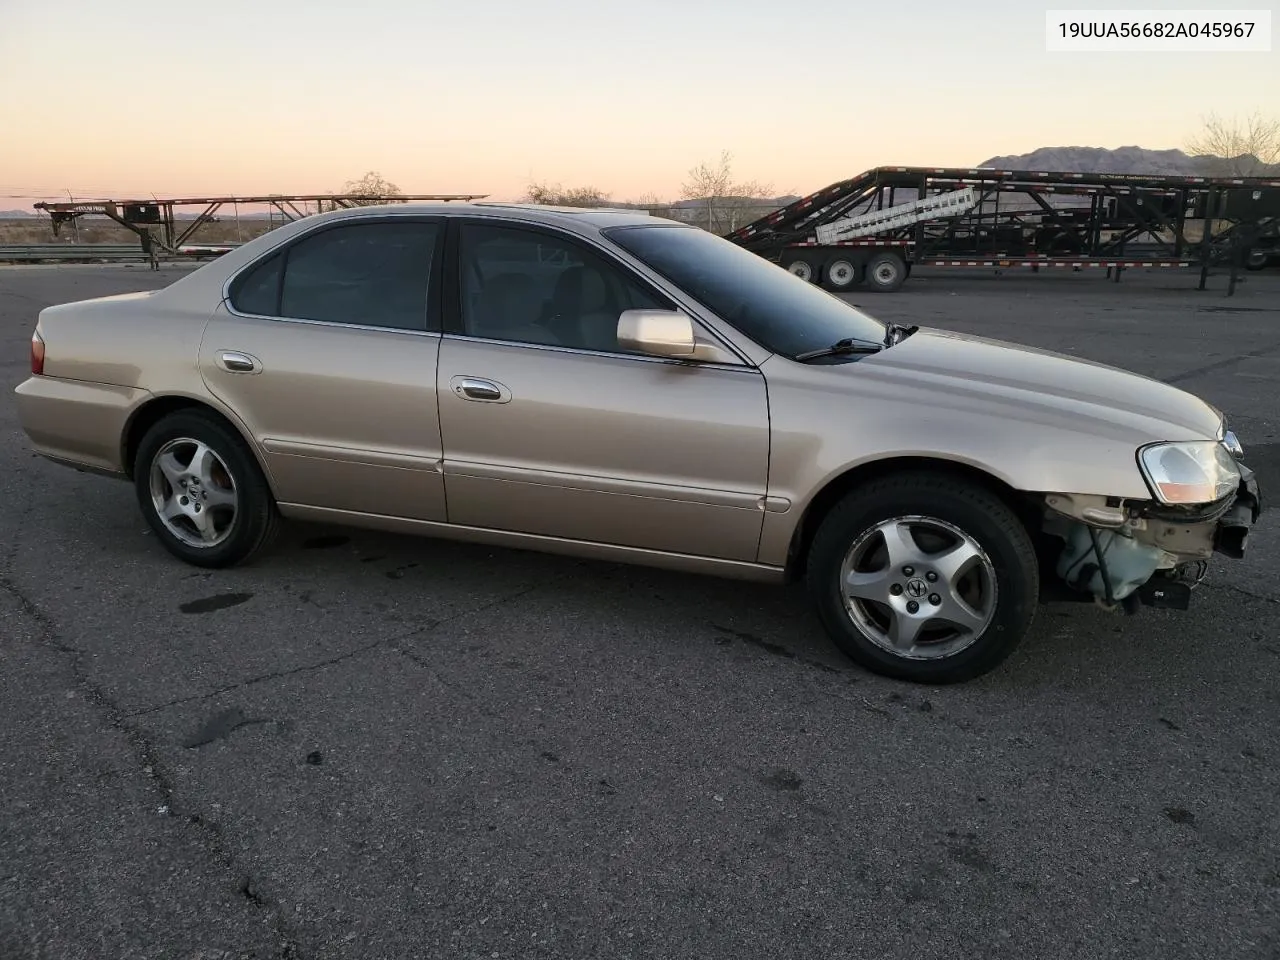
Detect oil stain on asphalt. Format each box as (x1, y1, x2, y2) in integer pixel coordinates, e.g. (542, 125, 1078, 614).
(179, 592, 253, 614)
(182, 707, 269, 748)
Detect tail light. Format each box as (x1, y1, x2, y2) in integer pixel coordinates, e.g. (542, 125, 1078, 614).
(31, 331, 45, 376)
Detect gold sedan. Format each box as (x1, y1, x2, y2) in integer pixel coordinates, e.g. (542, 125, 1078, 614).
(14, 203, 1261, 683)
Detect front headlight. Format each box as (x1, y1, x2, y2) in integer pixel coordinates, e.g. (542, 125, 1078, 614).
(1138, 441, 1241, 505)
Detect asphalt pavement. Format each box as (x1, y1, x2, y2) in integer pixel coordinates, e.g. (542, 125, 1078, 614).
(2, 262, 1278, 960)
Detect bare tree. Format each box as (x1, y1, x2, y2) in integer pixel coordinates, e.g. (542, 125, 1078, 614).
(1186, 112, 1280, 176)
(630, 191, 664, 208)
(624, 191, 672, 218)
(680, 150, 775, 233)
(340, 171, 406, 206)
(522, 181, 611, 207)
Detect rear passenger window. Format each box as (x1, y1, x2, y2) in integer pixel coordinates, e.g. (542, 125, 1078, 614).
(230, 253, 282, 316)
(229, 221, 439, 331)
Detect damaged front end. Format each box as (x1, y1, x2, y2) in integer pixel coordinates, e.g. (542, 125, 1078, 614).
(1039, 431, 1262, 614)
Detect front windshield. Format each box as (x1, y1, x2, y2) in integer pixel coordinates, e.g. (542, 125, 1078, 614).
(604, 223, 887, 358)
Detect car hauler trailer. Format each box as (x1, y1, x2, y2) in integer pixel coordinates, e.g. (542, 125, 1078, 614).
(723, 165, 1280, 293)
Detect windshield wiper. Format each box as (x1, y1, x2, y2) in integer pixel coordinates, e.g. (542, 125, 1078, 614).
(883, 322, 919, 346)
(793, 324, 919, 362)
(793, 337, 884, 362)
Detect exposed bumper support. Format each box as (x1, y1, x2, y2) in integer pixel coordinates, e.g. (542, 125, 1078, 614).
(1212, 464, 1261, 560)
(1041, 463, 1263, 612)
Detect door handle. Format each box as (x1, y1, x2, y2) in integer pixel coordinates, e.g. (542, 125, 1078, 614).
(217, 350, 262, 374)
(450, 376, 510, 403)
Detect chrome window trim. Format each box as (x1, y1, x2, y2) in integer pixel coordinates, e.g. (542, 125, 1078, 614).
(215, 206, 768, 368)
(218, 212, 446, 334)
(438, 331, 763, 374)
(218, 305, 444, 339)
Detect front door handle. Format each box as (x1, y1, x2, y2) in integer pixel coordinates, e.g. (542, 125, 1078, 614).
(216, 350, 262, 374)
(450, 376, 510, 403)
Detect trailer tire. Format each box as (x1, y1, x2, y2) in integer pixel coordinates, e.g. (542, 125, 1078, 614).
(787, 259, 817, 283)
(865, 252, 907, 292)
(823, 257, 860, 291)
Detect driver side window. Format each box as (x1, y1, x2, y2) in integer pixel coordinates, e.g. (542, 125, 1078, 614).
(457, 224, 671, 354)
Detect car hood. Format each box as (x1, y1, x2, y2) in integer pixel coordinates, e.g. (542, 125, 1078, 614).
(844, 327, 1223, 442)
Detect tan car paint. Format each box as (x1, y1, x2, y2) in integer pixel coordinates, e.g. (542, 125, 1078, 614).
(14, 202, 1233, 586)
(198, 302, 449, 522)
(434, 335, 770, 562)
(754, 328, 1225, 565)
(14, 377, 146, 473)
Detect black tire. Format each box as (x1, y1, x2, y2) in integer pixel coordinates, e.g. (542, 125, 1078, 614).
(864, 251, 907, 292)
(823, 257, 860, 291)
(1244, 249, 1268, 271)
(133, 409, 280, 568)
(805, 471, 1039, 684)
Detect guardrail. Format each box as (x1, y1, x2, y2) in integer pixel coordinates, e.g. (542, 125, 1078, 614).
(0, 244, 149, 263)
(0, 244, 238, 264)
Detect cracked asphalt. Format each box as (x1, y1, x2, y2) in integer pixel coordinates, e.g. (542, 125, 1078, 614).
(1, 262, 1278, 960)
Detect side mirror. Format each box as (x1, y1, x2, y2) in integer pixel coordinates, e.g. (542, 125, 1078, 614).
(616, 309, 696, 358)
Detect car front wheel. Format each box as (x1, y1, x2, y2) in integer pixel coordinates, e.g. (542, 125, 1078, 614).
(133, 409, 280, 568)
(806, 472, 1039, 683)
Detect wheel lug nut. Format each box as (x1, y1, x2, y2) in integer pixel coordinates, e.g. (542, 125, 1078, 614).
(179, 496, 189, 505)
(929, 594, 941, 606)
(906, 600, 920, 614)
(903, 566, 915, 576)
(925, 571, 937, 582)
(890, 583, 903, 596)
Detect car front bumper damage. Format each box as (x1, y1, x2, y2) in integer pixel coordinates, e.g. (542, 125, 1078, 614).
(1212, 464, 1261, 559)
(1040, 464, 1262, 613)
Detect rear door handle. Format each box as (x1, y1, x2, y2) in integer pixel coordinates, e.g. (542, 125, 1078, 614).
(450, 376, 510, 403)
(217, 350, 262, 374)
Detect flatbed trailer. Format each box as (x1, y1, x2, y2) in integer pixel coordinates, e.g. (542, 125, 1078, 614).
(723, 166, 1280, 293)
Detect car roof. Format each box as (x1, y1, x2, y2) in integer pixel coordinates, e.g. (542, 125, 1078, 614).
(310, 200, 671, 231)
(158, 199, 690, 304)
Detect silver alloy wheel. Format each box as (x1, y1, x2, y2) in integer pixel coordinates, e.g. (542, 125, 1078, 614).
(148, 437, 239, 548)
(828, 259, 856, 287)
(871, 259, 900, 286)
(838, 515, 998, 660)
(788, 260, 814, 282)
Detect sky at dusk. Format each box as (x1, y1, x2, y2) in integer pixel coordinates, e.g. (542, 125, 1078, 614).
(1, 0, 1276, 205)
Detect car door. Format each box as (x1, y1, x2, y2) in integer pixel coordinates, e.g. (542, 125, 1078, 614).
(199, 216, 448, 521)
(435, 218, 771, 563)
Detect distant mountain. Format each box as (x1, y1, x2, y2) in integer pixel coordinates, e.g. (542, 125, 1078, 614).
(977, 146, 1280, 178)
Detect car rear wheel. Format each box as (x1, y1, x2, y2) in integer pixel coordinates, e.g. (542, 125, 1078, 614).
(133, 409, 280, 568)
(805, 472, 1039, 683)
